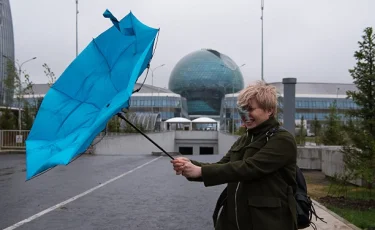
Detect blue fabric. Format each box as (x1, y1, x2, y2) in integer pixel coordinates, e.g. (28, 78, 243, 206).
(25, 10, 158, 180)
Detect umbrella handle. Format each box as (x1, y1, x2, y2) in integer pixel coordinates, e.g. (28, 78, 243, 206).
(117, 113, 175, 160)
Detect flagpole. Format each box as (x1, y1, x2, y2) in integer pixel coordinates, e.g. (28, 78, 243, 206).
(261, 0, 264, 81)
(117, 112, 175, 160)
(76, 0, 79, 57)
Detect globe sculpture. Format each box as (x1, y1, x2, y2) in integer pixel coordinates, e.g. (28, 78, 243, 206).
(169, 49, 244, 115)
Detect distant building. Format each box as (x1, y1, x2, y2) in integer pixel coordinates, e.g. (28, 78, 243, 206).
(169, 49, 244, 117)
(24, 81, 358, 133)
(0, 0, 15, 106)
(220, 82, 358, 133)
(23, 83, 189, 122)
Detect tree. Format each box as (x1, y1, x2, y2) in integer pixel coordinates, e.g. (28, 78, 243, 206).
(342, 27, 375, 189)
(298, 116, 306, 145)
(0, 60, 18, 129)
(43, 63, 56, 87)
(107, 116, 121, 132)
(311, 115, 322, 144)
(276, 92, 283, 121)
(0, 109, 17, 129)
(2, 59, 35, 130)
(3, 59, 17, 106)
(22, 102, 34, 130)
(321, 101, 345, 145)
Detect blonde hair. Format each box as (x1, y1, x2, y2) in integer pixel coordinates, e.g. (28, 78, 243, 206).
(237, 81, 277, 116)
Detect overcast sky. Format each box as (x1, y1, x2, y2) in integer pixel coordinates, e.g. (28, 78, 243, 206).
(10, 0, 375, 88)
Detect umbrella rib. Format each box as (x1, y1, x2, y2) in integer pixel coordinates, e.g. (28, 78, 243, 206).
(52, 86, 102, 111)
(92, 38, 135, 93)
(110, 35, 156, 93)
(54, 102, 83, 134)
(111, 33, 155, 70)
(45, 89, 102, 138)
(91, 39, 120, 94)
(92, 38, 111, 72)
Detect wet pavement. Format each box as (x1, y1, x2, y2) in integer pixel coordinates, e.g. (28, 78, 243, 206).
(0, 153, 359, 230)
(0, 154, 225, 230)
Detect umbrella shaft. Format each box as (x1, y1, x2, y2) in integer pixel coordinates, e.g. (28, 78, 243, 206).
(117, 113, 175, 160)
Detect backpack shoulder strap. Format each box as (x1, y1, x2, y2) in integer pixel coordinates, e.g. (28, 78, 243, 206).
(265, 126, 287, 142)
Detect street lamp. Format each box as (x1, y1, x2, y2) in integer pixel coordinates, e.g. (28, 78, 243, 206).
(2, 55, 37, 132)
(261, 0, 265, 81)
(150, 64, 165, 113)
(76, 0, 79, 57)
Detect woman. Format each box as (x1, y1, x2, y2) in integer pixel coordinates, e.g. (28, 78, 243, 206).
(171, 81, 297, 230)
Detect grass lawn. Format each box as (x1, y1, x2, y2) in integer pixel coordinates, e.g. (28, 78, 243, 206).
(303, 170, 375, 230)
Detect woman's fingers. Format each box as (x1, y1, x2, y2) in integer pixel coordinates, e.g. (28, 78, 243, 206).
(171, 157, 194, 176)
(170, 157, 190, 164)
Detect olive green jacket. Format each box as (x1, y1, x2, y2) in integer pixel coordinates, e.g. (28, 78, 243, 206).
(190, 117, 297, 230)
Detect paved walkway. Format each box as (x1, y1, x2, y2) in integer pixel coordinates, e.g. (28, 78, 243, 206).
(307, 200, 361, 230)
(1, 154, 363, 230)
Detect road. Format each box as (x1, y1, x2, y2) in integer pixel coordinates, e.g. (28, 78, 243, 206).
(0, 154, 225, 230)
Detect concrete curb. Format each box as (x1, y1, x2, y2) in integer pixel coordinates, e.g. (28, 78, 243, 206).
(311, 199, 362, 230)
(0, 150, 25, 154)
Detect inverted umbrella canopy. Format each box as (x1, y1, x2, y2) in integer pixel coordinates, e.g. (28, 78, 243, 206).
(25, 10, 159, 180)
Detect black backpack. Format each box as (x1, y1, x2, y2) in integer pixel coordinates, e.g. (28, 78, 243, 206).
(266, 126, 326, 230)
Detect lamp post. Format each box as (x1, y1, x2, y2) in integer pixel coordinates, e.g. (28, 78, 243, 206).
(2, 55, 37, 132)
(76, 0, 79, 57)
(261, 0, 265, 81)
(150, 64, 165, 113)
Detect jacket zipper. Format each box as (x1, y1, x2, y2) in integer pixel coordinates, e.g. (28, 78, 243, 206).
(235, 182, 241, 230)
(235, 134, 253, 230)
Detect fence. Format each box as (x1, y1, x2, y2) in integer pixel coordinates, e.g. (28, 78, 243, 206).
(0, 130, 30, 149)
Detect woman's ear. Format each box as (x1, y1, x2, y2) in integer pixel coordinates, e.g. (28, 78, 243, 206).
(267, 109, 274, 117)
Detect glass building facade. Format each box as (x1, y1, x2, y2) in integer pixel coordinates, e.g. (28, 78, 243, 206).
(20, 81, 359, 133)
(128, 94, 188, 121)
(169, 49, 244, 115)
(22, 83, 189, 127)
(293, 97, 358, 120)
(220, 82, 359, 133)
(0, 0, 15, 106)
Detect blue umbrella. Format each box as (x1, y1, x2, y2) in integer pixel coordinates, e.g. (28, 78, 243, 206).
(26, 10, 159, 180)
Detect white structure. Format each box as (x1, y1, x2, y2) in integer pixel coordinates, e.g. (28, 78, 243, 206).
(192, 117, 218, 131)
(165, 117, 191, 130)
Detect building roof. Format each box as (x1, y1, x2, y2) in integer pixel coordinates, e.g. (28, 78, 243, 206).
(27, 82, 173, 96)
(28, 84, 51, 95)
(165, 117, 191, 123)
(269, 82, 357, 96)
(192, 117, 217, 123)
(225, 82, 358, 98)
(133, 83, 173, 93)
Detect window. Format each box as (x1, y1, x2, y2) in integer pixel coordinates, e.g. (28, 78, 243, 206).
(200, 147, 214, 155)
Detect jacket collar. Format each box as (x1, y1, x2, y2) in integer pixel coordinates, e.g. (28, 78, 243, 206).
(246, 116, 280, 138)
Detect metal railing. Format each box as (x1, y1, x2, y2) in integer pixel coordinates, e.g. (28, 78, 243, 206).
(0, 130, 30, 149)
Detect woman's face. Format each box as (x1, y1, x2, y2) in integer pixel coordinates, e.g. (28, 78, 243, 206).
(239, 99, 273, 129)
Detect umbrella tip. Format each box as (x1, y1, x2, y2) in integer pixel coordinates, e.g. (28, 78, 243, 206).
(103, 9, 112, 18)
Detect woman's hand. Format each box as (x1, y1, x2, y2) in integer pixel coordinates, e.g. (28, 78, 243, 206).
(171, 157, 191, 175)
(180, 161, 202, 178)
